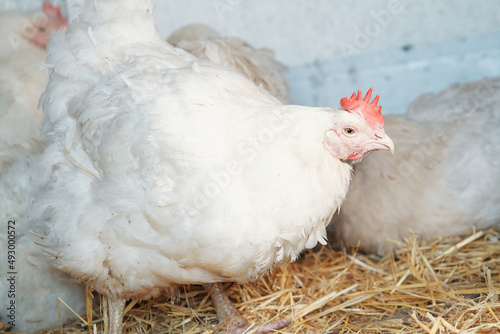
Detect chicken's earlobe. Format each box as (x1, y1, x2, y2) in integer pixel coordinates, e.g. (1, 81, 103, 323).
(323, 141, 341, 159)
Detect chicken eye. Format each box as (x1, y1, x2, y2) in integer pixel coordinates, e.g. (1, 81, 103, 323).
(343, 128, 356, 135)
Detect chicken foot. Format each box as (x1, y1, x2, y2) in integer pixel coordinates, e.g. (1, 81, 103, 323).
(107, 296, 126, 334)
(204, 283, 290, 334)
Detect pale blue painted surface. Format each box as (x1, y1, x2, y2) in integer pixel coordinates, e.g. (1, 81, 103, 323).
(287, 33, 500, 114)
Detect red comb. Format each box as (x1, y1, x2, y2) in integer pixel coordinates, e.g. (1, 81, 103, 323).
(340, 88, 384, 128)
(42, 2, 69, 28)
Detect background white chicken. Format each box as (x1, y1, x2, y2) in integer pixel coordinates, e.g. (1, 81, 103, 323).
(331, 77, 500, 255)
(35, 0, 393, 333)
(0, 3, 86, 333)
(167, 23, 290, 103)
(0, 1, 68, 172)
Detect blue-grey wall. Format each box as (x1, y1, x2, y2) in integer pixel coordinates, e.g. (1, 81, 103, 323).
(3, 0, 499, 114)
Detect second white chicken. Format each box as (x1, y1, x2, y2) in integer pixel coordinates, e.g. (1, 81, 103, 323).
(168, 23, 290, 103)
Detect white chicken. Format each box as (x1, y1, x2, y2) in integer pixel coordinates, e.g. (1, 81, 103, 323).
(167, 24, 290, 103)
(0, 4, 85, 333)
(332, 77, 500, 256)
(35, 1, 394, 333)
(0, 1, 68, 172)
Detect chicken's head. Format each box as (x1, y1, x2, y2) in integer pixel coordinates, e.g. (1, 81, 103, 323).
(323, 88, 394, 162)
(24, 2, 68, 49)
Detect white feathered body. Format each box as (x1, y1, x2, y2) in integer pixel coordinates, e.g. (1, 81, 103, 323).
(167, 24, 290, 103)
(37, 0, 352, 300)
(333, 78, 500, 255)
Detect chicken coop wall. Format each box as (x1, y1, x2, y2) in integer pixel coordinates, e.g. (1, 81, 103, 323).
(2, 0, 499, 114)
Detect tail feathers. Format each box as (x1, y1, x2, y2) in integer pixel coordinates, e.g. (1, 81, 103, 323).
(42, 0, 164, 135)
(71, 0, 159, 47)
(45, 0, 161, 80)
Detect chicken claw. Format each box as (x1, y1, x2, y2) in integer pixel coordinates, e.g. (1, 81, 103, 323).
(204, 283, 291, 333)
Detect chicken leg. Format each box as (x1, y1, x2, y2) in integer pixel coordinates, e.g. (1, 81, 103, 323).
(107, 297, 126, 334)
(204, 283, 290, 334)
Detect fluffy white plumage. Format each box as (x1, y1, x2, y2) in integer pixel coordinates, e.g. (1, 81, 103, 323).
(0, 5, 85, 333)
(332, 77, 500, 255)
(167, 24, 290, 103)
(35, 0, 392, 332)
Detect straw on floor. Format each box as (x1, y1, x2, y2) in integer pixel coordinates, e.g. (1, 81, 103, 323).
(38, 227, 500, 334)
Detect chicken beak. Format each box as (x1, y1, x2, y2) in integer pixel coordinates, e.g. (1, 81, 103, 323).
(370, 133, 395, 154)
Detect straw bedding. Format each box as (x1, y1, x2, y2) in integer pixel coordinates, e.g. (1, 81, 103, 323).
(32, 227, 500, 333)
